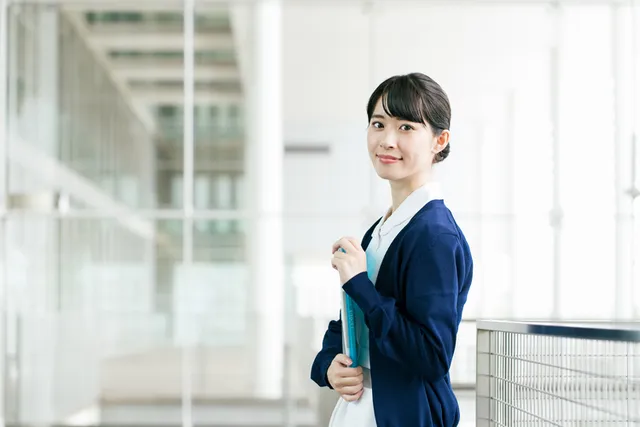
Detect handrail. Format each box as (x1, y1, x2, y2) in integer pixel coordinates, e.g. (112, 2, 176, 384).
(477, 319, 640, 343)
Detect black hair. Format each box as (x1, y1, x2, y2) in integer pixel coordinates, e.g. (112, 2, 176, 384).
(366, 72, 451, 163)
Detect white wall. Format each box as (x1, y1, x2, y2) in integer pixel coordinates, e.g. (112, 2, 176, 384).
(281, 1, 555, 233)
(282, 3, 380, 259)
(281, 2, 637, 322)
(281, 3, 554, 318)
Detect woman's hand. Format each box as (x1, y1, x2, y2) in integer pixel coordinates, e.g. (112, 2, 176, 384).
(327, 354, 364, 402)
(331, 236, 367, 285)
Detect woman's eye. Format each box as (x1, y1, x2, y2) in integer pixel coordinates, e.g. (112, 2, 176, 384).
(372, 122, 383, 129)
(400, 124, 414, 131)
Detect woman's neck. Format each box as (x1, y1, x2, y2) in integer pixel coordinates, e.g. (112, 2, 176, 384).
(389, 172, 432, 212)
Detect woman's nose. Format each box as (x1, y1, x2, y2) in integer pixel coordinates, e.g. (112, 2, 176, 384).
(379, 132, 397, 149)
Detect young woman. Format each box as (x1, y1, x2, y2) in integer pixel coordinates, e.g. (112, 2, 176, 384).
(310, 73, 473, 427)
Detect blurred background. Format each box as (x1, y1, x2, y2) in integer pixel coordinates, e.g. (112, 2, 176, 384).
(0, 0, 639, 426)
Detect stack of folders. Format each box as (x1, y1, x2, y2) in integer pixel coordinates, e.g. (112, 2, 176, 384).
(338, 247, 359, 367)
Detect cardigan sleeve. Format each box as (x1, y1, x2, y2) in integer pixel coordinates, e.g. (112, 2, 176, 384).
(342, 231, 462, 382)
(310, 315, 343, 388)
(310, 219, 379, 388)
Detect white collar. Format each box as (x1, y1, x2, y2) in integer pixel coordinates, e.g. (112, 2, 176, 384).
(375, 182, 442, 237)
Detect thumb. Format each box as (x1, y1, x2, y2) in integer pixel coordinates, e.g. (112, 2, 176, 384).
(334, 353, 354, 367)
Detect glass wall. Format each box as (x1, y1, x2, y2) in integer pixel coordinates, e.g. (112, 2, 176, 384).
(0, 1, 259, 424)
(7, 5, 158, 210)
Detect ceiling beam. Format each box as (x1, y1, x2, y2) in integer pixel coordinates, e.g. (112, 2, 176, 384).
(133, 88, 242, 105)
(89, 32, 233, 50)
(113, 63, 239, 81)
(87, 22, 231, 34)
(109, 56, 237, 68)
(56, 1, 228, 12)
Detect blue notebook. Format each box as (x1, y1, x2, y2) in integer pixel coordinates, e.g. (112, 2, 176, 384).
(341, 291, 359, 366)
(338, 247, 363, 367)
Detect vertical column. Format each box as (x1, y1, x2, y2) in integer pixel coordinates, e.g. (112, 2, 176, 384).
(36, 5, 60, 313)
(0, 0, 8, 424)
(505, 90, 516, 318)
(632, 3, 640, 318)
(245, 0, 284, 399)
(21, 6, 59, 424)
(612, 4, 635, 320)
(550, 4, 563, 320)
(37, 7, 59, 159)
(182, 0, 195, 425)
(0, 2, 6, 199)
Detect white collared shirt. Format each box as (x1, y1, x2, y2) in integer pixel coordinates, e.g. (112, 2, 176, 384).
(359, 181, 443, 368)
(366, 182, 442, 286)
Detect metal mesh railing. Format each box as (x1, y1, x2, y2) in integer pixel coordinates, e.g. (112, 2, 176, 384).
(476, 321, 640, 426)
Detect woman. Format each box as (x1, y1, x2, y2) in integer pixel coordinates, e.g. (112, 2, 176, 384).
(310, 72, 473, 427)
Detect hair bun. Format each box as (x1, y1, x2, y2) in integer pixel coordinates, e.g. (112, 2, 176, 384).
(434, 143, 450, 164)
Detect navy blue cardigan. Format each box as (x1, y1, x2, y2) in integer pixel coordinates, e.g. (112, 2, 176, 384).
(310, 199, 473, 427)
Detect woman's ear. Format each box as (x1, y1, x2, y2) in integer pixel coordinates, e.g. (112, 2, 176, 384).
(431, 130, 450, 154)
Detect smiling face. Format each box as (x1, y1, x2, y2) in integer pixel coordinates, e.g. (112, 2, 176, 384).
(365, 73, 452, 190)
(367, 97, 437, 184)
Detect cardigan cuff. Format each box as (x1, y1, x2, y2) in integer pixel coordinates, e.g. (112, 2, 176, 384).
(342, 271, 381, 314)
(322, 358, 334, 389)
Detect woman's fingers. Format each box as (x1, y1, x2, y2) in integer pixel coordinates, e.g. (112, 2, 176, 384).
(335, 372, 363, 387)
(332, 237, 360, 254)
(341, 388, 364, 402)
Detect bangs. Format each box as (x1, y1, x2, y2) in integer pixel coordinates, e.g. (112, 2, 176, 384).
(366, 73, 451, 134)
(371, 77, 426, 124)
